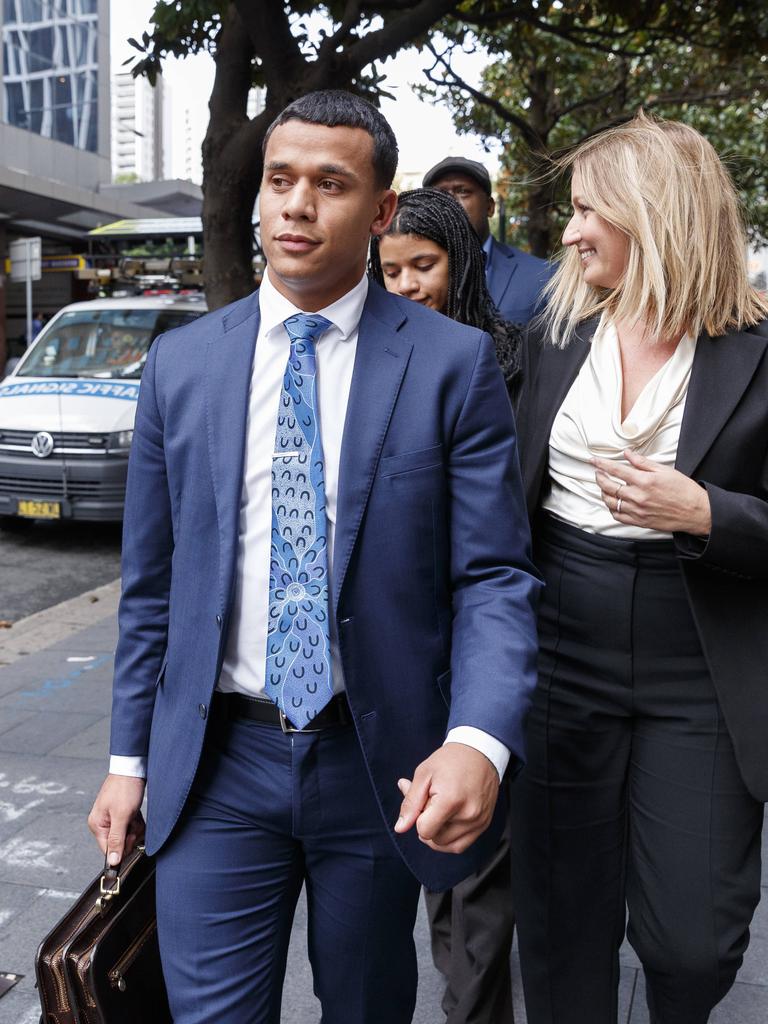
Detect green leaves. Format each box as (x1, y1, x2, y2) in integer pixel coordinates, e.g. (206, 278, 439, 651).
(428, 2, 768, 254)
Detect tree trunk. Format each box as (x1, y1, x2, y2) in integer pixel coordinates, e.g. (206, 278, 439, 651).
(526, 175, 556, 259)
(200, 4, 261, 311)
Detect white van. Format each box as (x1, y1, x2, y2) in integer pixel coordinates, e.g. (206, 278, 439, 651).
(0, 294, 207, 522)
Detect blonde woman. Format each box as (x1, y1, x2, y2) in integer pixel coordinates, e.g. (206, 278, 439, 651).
(510, 111, 768, 1024)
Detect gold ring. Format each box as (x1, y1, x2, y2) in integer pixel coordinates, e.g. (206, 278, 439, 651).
(616, 497, 623, 514)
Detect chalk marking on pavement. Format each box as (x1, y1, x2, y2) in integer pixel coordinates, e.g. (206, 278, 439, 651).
(0, 774, 68, 797)
(37, 888, 80, 900)
(0, 909, 12, 927)
(66, 656, 96, 663)
(0, 837, 65, 871)
(0, 799, 44, 824)
(9, 776, 68, 796)
(18, 653, 112, 698)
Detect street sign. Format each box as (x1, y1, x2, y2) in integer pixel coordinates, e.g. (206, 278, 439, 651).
(9, 237, 41, 282)
(9, 237, 42, 346)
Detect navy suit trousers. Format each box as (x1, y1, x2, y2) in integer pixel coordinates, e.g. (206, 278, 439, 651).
(155, 705, 421, 1024)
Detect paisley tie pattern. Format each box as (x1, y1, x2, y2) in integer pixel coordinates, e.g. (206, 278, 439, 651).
(265, 313, 334, 728)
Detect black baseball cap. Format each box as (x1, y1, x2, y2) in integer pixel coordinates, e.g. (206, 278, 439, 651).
(422, 156, 492, 196)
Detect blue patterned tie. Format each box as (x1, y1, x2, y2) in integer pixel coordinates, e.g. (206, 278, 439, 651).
(265, 313, 334, 728)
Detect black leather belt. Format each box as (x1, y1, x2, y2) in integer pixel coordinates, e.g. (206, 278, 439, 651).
(214, 691, 352, 733)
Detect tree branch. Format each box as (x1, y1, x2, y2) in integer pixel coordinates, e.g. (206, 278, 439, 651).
(233, 0, 304, 86)
(342, 0, 458, 75)
(207, 5, 254, 127)
(465, 7, 716, 60)
(423, 42, 544, 150)
(554, 74, 629, 121)
(317, 0, 362, 63)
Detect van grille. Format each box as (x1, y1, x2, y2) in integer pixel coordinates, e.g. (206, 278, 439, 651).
(0, 474, 125, 500)
(0, 430, 108, 456)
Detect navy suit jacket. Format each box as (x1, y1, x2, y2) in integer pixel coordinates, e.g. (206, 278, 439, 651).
(109, 280, 541, 891)
(486, 237, 553, 326)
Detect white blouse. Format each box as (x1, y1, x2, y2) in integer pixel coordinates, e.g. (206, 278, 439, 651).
(541, 317, 697, 539)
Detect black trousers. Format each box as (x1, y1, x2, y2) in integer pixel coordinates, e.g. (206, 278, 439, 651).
(424, 797, 515, 1024)
(509, 516, 764, 1024)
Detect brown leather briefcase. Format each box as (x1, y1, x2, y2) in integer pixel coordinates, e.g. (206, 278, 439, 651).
(35, 845, 171, 1023)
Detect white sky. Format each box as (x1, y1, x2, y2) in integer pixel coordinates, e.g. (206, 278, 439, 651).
(108, 1, 499, 185)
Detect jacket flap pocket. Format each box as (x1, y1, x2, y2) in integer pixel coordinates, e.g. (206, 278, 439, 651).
(379, 444, 442, 478)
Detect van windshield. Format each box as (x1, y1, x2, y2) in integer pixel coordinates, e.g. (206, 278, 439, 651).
(16, 308, 201, 379)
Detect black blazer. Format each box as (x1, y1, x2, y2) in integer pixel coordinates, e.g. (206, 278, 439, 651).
(516, 317, 768, 802)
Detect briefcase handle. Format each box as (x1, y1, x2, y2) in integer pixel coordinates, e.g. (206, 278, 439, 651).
(96, 845, 144, 914)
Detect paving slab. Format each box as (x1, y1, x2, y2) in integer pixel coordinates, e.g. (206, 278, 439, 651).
(0, 650, 113, 712)
(48, 715, 112, 760)
(0, 582, 765, 1024)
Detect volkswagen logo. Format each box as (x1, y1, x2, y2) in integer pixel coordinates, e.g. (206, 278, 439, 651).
(30, 431, 55, 458)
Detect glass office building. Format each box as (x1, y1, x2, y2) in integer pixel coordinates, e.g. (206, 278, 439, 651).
(2, 0, 99, 152)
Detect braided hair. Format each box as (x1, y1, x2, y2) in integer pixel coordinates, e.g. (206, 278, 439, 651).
(369, 187, 521, 390)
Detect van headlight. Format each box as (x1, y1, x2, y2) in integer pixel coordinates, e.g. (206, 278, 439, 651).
(106, 429, 133, 454)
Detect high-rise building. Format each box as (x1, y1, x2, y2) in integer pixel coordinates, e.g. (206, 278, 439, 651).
(0, 0, 181, 366)
(2, 0, 102, 156)
(111, 70, 171, 183)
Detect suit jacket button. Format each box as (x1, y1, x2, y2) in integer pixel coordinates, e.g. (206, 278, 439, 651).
(216, 615, 222, 627)
(198, 703, 207, 719)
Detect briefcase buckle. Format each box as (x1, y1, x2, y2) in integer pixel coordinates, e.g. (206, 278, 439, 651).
(96, 872, 121, 911)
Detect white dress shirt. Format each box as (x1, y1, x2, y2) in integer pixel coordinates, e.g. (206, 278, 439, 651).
(542, 316, 696, 538)
(111, 269, 509, 779)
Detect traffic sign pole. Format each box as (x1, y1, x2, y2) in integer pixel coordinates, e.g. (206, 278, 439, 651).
(9, 237, 42, 346)
(26, 257, 32, 347)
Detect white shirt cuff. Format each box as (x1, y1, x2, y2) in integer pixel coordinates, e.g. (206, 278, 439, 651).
(444, 727, 510, 781)
(109, 755, 147, 779)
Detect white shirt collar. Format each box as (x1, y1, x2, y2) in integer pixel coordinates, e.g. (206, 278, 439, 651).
(258, 267, 369, 341)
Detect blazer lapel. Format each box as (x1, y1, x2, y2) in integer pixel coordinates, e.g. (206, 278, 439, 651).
(522, 321, 594, 510)
(332, 283, 412, 613)
(676, 328, 768, 476)
(204, 291, 260, 604)
(487, 241, 516, 308)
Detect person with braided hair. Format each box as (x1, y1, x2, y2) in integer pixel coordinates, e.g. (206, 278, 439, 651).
(370, 186, 520, 1024)
(370, 186, 522, 402)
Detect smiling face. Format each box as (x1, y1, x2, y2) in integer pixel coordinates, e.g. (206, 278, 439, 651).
(377, 233, 450, 313)
(562, 169, 630, 290)
(260, 120, 397, 311)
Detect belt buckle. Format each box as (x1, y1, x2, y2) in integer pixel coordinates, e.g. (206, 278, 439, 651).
(279, 708, 324, 734)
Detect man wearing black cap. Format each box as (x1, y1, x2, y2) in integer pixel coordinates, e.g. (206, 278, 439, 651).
(423, 156, 551, 326)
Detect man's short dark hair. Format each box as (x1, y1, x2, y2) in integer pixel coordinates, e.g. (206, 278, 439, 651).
(263, 90, 398, 189)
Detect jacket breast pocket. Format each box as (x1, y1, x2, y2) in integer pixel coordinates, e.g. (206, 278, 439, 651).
(379, 444, 443, 479)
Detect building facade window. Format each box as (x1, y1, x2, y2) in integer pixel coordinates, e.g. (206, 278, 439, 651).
(2, 0, 99, 152)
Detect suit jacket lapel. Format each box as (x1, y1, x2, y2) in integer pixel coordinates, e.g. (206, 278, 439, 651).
(522, 321, 594, 510)
(676, 328, 768, 476)
(204, 291, 260, 604)
(332, 283, 412, 614)
(486, 240, 516, 308)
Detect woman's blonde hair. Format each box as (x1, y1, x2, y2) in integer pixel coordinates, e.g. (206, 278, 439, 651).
(544, 110, 768, 346)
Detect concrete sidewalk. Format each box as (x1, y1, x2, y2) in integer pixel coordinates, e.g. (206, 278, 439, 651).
(0, 584, 765, 1023)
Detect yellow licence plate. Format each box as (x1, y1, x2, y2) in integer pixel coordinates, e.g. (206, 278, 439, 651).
(17, 499, 61, 519)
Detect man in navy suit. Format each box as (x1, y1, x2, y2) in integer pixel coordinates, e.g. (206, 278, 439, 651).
(88, 91, 540, 1024)
(423, 156, 552, 325)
